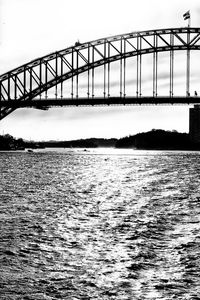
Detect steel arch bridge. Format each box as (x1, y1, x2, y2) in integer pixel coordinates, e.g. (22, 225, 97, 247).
(1, 27, 200, 120)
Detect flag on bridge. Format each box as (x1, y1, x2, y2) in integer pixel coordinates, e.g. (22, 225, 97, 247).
(183, 10, 190, 20)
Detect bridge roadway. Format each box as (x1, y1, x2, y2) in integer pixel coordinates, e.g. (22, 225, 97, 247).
(1, 96, 200, 109)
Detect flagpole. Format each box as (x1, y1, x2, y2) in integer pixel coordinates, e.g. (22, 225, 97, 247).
(188, 12, 191, 27)
(186, 11, 190, 97)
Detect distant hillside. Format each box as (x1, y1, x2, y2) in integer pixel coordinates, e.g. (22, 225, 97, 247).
(0, 135, 117, 150)
(38, 138, 117, 148)
(0, 134, 25, 150)
(116, 129, 195, 150)
(1, 130, 200, 151)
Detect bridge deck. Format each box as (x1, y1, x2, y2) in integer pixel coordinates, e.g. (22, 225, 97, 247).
(1, 97, 200, 109)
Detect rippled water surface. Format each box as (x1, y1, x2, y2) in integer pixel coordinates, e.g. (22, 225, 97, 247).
(0, 149, 200, 299)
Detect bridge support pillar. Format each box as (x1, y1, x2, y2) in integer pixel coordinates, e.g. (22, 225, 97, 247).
(189, 105, 200, 143)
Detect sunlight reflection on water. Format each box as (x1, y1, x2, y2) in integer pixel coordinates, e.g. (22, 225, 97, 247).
(0, 149, 200, 299)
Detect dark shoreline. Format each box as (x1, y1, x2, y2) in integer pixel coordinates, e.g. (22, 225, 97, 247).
(1, 130, 200, 151)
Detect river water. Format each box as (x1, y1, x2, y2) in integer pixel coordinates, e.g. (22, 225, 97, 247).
(0, 149, 200, 300)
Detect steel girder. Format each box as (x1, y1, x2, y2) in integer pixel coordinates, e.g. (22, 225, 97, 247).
(3, 96, 200, 108)
(1, 27, 200, 120)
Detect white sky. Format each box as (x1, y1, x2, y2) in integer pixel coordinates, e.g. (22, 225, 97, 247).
(1, 0, 200, 140)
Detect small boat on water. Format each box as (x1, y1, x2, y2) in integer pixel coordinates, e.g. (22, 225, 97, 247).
(27, 149, 34, 153)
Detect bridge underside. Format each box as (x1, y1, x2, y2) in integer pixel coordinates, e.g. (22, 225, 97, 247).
(1, 96, 199, 119)
(1, 97, 200, 110)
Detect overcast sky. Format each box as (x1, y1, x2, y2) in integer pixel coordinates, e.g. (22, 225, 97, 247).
(1, 0, 200, 141)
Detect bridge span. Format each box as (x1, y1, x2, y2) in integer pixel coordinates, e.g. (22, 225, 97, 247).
(1, 26, 200, 141)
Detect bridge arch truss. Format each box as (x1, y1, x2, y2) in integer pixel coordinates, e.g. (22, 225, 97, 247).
(1, 27, 200, 120)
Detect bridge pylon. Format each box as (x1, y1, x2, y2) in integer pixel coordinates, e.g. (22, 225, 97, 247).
(189, 105, 200, 144)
